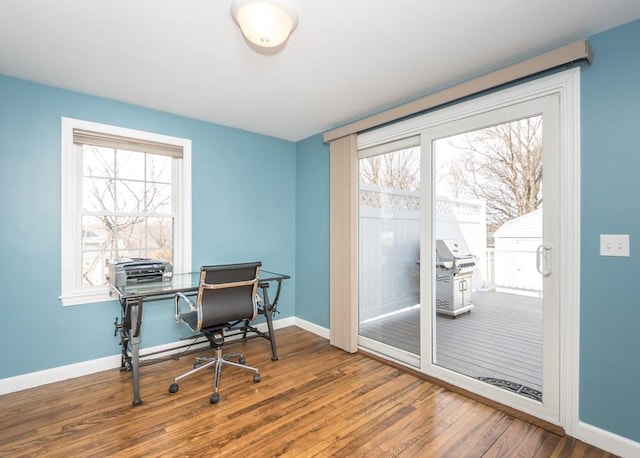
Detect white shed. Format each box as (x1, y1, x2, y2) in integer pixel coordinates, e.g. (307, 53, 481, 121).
(493, 209, 542, 294)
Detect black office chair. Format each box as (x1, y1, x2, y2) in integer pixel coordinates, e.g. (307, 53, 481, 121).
(168, 262, 262, 404)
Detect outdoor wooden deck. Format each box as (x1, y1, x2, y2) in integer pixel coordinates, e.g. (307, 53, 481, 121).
(359, 290, 543, 398)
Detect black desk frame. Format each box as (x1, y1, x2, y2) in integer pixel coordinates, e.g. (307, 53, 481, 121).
(112, 270, 289, 406)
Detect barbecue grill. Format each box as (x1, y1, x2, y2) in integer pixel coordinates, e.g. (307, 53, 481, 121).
(435, 239, 476, 317)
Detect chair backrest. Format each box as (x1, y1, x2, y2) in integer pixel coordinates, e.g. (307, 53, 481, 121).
(194, 262, 261, 331)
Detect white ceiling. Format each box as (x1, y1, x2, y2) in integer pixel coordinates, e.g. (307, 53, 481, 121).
(1, 1, 639, 142)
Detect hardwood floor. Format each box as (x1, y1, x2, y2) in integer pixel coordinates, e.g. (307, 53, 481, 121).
(0, 326, 616, 457)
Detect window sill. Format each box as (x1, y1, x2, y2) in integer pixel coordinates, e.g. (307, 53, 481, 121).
(59, 290, 118, 306)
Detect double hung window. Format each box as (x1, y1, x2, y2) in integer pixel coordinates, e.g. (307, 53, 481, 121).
(61, 118, 191, 305)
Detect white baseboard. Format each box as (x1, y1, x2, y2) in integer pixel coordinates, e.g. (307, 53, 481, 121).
(0, 317, 294, 395)
(272, 316, 296, 330)
(294, 317, 330, 339)
(577, 421, 640, 458)
(0, 353, 121, 395)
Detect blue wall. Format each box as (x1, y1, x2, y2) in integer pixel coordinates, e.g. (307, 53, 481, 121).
(0, 76, 296, 376)
(294, 134, 330, 327)
(579, 20, 640, 442)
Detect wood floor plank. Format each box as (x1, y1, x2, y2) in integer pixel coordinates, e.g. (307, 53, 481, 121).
(0, 326, 616, 458)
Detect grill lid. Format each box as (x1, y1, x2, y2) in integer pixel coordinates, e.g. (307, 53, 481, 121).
(436, 239, 473, 261)
(436, 239, 476, 273)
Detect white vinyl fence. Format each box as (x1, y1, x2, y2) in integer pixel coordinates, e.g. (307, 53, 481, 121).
(358, 184, 486, 320)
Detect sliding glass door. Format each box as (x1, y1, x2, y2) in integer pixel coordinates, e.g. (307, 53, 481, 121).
(354, 70, 580, 426)
(421, 94, 561, 422)
(357, 139, 421, 366)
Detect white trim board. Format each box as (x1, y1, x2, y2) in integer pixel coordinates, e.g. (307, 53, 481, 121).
(294, 317, 330, 339)
(0, 317, 295, 395)
(577, 422, 640, 458)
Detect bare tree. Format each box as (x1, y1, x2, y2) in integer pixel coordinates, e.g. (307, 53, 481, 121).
(360, 147, 420, 191)
(445, 116, 542, 232)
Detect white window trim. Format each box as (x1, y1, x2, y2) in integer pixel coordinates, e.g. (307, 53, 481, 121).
(60, 117, 192, 306)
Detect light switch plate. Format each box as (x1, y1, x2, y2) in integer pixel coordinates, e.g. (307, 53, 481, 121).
(600, 234, 630, 257)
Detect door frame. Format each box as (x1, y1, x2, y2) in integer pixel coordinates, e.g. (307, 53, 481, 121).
(356, 68, 581, 433)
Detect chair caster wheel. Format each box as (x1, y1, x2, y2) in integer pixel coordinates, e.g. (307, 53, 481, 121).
(239, 356, 246, 364)
(168, 383, 179, 393)
(210, 393, 220, 404)
(253, 373, 261, 383)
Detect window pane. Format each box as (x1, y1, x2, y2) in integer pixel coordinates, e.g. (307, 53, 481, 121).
(358, 147, 421, 356)
(115, 179, 145, 213)
(432, 115, 545, 400)
(83, 176, 114, 212)
(83, 145, 114, 178)
(82, 216, 110, 248)
(98, 215, 137, 259)
(147, 154, 172, 183)
(146, 217, 173, 250)
(115, 217, 146, 253)
(81, 215, 112, 287)
(147, 182, 172, 214)
(81, 250, 109, 287)
(116, 149, 145, 181)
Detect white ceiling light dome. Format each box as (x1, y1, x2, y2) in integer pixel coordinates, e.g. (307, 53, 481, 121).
(231, 0, 299, 48)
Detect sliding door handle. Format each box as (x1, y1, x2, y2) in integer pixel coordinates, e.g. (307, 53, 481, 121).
(536, 244, 552, 276)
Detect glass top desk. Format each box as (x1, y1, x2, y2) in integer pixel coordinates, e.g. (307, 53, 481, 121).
(111, 269, 290, 406)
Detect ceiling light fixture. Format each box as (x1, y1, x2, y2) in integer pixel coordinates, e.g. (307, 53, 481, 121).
(231, 0, 299, 49)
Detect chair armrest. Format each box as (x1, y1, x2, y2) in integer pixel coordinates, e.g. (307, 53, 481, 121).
(174, 292, 196, 322)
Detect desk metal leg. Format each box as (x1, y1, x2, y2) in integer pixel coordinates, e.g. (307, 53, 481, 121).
(260, 284, 278, 361)
(129, 300, 143, 406)
(118, 297, 144, 406)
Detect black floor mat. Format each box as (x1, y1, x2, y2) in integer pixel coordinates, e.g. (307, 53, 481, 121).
(477, 376, 543, 402)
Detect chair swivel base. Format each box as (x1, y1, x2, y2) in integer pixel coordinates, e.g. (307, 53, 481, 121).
(168, 348, 260, 404)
